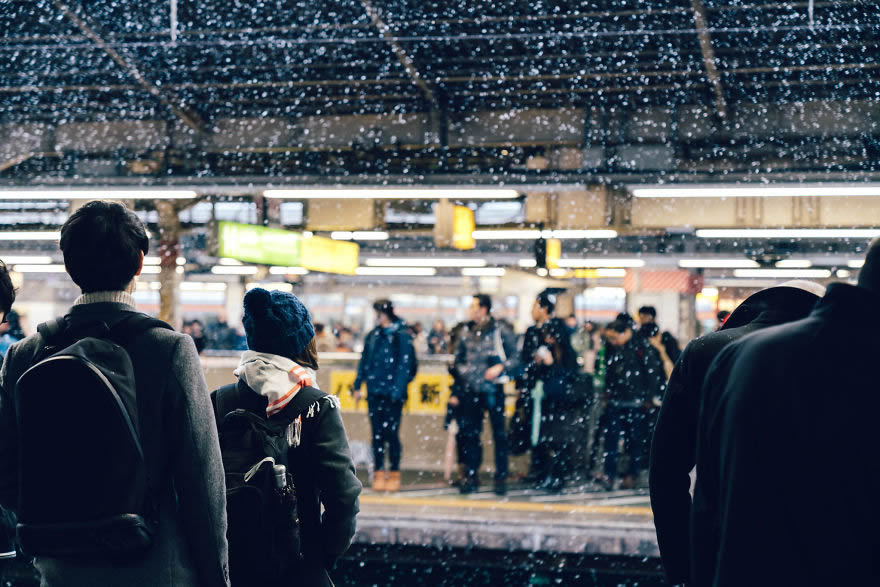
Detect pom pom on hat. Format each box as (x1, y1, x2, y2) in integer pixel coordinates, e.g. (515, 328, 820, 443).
(242, 288, 315, 360)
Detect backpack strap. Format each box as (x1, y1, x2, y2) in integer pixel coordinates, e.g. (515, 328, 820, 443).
(214, 382, 243, 431)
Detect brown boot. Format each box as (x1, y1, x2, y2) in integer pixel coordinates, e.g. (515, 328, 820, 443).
(386, 470, 402, 492)
(372, 471, 387, 491)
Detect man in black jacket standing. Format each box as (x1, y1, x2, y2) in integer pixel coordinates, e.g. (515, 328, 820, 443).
(597, 319, 665, 490)
(691, 241, 880, 586)
(649, 281, 824, 585)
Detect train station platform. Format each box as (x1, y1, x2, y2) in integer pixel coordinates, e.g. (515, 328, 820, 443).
(354, 477, 658, 559)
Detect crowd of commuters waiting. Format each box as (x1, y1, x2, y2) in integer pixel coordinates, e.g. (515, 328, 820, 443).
(0, 201, 360, 587)
(0, 200, 878, 586)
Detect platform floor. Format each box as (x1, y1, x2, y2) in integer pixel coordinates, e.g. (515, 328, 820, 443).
(354, 475, 658, 558)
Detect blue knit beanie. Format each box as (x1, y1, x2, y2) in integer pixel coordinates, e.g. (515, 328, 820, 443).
(242, 288, 315, 360)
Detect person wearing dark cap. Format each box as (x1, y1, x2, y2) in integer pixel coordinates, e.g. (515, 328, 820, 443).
(514, 289, 557, 485)
(353, 299, 416, 492)
(690, 254, 880, 586)
(449, 294, 521, 495)
(0, 260, 15, 571)
(212, 288, 361, 587)
(649, 280, 825, 585)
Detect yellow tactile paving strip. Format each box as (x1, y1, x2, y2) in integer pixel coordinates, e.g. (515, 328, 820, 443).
(360, 495, 653, 517)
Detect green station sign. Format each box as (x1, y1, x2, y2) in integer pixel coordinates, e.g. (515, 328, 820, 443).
(217, 221, 359, 275)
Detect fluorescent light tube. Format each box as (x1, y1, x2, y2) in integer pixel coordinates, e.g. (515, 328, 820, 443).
(548, 268, 569, 278)
(211, 266, 259, 275)
(733, 269, 832, 278)
(365, 258, 487, 268)
(0, 231, 61, 241)
(775, 260, 813, 268)
(330, 231, 389, 241)
(12, 264, 67, 273)
(518, 259, 538, 268)
(848, 260, 865, 268)
(473, 229, 616, 240)
(679, 259, 760, 268)
(268, 266, 309, 275)
(144, 256, 187, 266)
(355, 267, 437, 276)
(0, 256, 53, 265)
(473, 230, 542, 240)
(550, 229, 618, 239)
(630, 184, 880, 198)
(556, 258, 646, 268)
(0, 189, 197, 200)
(180, 282, 228, 291)
(462, 268, 506, 277)
(264, 188, 519, 200)
(697, 229, 880, 239)
(595, 268, 628, 277)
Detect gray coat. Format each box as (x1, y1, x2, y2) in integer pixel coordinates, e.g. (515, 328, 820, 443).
(452, 318, 520, 395)
(0, 301, 230, 587)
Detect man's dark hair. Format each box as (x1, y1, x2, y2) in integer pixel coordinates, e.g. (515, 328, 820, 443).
(717, 310, 731, 322)
(638, 305, 657, 318)
(60, 201, 149, 293)
(473, 294, 492, 313)
(373, 299, 398, 321)
(535, 291, 556, 314)
(0, 260, 15, 315)
(607, 319, 632, 334)
(314, 323, 326, 334)
(858, 237, 880, 293)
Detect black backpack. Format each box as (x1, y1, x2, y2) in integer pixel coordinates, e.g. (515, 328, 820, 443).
(14, 312, 171, 559)
(215, 382, 325, 585)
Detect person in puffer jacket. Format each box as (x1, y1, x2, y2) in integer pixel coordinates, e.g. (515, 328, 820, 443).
(212, 288, 361, 587)
(352, 299, 415, 492)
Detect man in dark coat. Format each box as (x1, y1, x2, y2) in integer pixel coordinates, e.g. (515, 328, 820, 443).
(649, 281, 825, 585)
(691, 241, 880, 586)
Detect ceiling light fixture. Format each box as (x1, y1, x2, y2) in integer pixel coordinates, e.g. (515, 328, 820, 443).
(263, 188, 519, 200)
(461, 268, 506, 277)
(473, 229, 617, 240)
(0, 189, 198, 200)
(0, 255, 53, 265)
(775, 260, 813, 268)
(210, 266, 259, 275)
(354, 267, 437, 276)
(678, 259, 760, 268)
(697, 229, 880, 239)
(732, 269, 832, 279)
(848, 260, 865, 268)
(556, 258, 646, 268)
(12, 264, 67, 273)
(330, 231, 390, 241)
(0, 231, 61, 241)
(365, 258, 487, 268)
(268, 266, 309, 275)
(630, 184, 880, 198)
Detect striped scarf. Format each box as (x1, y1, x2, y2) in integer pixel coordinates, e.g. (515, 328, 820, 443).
(233, 350, 317, 417)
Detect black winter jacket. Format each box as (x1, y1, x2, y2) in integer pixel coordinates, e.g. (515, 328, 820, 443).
(604, 335, 665, 407)
(693, 283, 880, 586)
(649, 308, 814, 584)
(211, 381, 361, 587)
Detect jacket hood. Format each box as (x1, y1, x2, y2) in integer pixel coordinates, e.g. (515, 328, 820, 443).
(234, 350, 318, 416)
(721, 280, 826, 331)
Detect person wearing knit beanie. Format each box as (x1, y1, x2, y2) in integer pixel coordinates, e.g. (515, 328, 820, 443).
(242, 287, 316, 366)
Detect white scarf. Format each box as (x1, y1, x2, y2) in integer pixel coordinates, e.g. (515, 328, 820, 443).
(234, 350, 318, 417)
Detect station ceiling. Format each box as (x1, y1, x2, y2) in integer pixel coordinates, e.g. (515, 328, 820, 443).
(0, 0, 877, 124)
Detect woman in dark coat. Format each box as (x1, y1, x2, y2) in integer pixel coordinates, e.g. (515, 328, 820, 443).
(534, 318, 581, 492)
(212, 288, 361, 586)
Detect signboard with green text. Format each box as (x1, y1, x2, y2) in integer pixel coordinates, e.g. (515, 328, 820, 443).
(217, 221, 359, 275)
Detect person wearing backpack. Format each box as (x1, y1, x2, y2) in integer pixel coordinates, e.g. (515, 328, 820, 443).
(0, 201, 229, 587)
(352, 299, 416, 492)
(0, 260, 17, 573)
(212, 288, 360, 587)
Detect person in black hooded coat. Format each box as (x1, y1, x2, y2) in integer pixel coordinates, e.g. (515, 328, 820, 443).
(649, 280, 825, 585)
(690, 242, 880, 586)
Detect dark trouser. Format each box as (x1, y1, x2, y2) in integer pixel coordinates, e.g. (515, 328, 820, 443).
(602, 405, 648, 479)
(367, 394, 404, 471)
(458, 388, 508, 482)
(539, 399, 576, 484)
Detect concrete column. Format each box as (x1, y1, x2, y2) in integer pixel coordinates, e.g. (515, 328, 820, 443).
(156, 201, 181, 328)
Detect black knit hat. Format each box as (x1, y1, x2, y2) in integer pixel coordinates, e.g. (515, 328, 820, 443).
(242, 288, 315, 360)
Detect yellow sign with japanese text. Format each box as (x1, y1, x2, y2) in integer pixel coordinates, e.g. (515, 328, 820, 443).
(330, 370, 454, 415)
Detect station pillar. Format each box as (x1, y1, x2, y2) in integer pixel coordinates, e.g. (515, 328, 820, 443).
(624, 269, 700, 341)
(156, 201, 181, 328)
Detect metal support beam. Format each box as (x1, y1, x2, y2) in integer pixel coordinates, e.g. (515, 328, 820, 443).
(50, 0, 205, 133)
(691, 0, 728, 120)
(359, 0, 437, 106)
